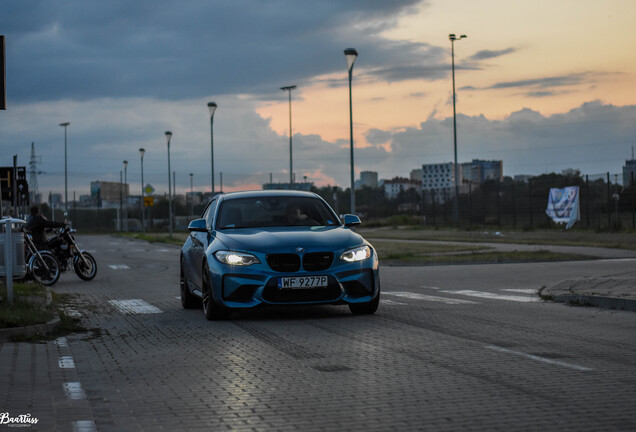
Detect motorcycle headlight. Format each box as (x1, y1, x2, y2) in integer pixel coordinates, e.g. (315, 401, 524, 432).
(340, 245, 371, 262)
(215, 251, 260, 266)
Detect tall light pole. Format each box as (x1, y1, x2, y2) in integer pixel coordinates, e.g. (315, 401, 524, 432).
(189, 173, 194, 216)
(280, 85, 297, 188)
(123, 160, 128, 231)
(139, 148, 146, 233)
(344, 48, 358, 214)
(207, 102, 217, 197)
(59, 122, 70, 213)
(165, 131, 173, 237)
(449, 33, 466, 224)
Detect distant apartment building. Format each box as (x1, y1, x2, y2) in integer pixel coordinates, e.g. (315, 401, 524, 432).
(623, 159, 636, 187)
(383, 177, 421, 199)
(461, 159, 503, 184)
(358, 171, 378, 189)
(416, 162, 457, 200)
(91, 180, 129, 208)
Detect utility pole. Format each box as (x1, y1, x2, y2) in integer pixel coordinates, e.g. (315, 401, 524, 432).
(29, 142, 41, 204)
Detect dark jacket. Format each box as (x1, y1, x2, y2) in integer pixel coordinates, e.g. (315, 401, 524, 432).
(25, 214, 66, 250)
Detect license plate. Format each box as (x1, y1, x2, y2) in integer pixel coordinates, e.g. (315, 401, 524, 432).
(278, 276, 329, 289)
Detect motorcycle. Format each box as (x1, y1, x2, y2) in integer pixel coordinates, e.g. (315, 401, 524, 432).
(23, 232, 61, 286)
(47, 226, 97, 281)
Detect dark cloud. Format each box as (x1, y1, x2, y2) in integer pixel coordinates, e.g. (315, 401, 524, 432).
(352, 101, 636, 178)
(468, 47, 516, 61)
(489, 74, 588, 90)
(2, 0, 425, 102)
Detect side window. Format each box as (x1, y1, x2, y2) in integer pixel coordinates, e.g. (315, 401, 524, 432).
(205, 200, 218, 229)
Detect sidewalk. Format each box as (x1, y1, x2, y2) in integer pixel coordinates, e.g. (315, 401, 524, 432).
(541, 277, 636, 312)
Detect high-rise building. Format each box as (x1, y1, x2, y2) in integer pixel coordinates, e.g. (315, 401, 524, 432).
(461, 159, 503, 184)
(623, 159, 636, 187)
(359, 171, 378, 188)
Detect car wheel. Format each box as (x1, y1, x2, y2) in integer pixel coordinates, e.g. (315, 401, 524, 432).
(201, 263, 231, 321)
(180, 261, 200, 309)
(348, 292, 380, 315)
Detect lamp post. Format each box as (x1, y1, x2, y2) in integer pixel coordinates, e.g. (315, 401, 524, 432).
(139, 148, 145, 233)
(449, 33, 467, 224)
(280, 85, 297, 187)
(189, 173, 194, 216)
(123, 160, 128, 231)
(207, 102, 217, 197)
(59, 122, 70, 213)
(165, 131, 173, 237)
(344, 48, 358, 214)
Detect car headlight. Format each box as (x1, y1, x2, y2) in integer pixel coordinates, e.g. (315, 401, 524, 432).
(215, 251, 260, 266)
(340, 245, 371, 262)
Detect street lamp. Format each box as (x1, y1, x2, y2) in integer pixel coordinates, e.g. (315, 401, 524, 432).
(59, 122, 70, 213)
(123, 160, 128, 231)
(449, 33, 467, 224)
(165, 131, 173, 237)
(207, 102, 217, 196)
(139, 148, 146, 233)
(280, 85, 297, 187)
(344, 48, 358, 214)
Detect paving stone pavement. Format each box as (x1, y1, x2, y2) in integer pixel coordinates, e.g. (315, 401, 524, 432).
(1, 236, 636, 431)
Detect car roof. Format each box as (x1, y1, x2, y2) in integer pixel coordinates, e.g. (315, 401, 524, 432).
(217, 190, 321, 201)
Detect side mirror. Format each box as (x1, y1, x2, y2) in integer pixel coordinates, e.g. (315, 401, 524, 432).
(187, 218, 208, 232)
(343, 214, 361, 227)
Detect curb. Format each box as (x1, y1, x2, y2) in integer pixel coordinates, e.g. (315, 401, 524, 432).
(541, 284, 636, 313)
(0, 286, 61, 342)
(0, 315, 61, 342)
(549, 293, 636, 312)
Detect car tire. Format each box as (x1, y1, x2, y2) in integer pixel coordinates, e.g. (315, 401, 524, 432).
(202, 264, 231, 321)
(180, 262, 200, 309)
(348, 292, 380, 315)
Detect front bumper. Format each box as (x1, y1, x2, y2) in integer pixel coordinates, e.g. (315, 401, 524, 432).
(208, 253, 379, 308)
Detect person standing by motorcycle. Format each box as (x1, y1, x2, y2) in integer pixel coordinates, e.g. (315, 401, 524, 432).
(25, 205, 67, 250)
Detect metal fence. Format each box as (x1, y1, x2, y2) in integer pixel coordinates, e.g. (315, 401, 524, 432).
(417, 172, 635, 230)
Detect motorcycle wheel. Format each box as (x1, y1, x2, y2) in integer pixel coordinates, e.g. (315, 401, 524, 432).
(73, 251, 97, 281)
(29, 251, 61, 286)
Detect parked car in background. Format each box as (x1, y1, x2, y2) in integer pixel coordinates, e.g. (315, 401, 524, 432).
(180, 190, 380, 320)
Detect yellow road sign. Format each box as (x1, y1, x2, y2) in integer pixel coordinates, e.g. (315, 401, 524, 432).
(144, 196, 154, 207)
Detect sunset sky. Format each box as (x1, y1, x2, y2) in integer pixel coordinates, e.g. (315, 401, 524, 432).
(1, 0, 635, 198)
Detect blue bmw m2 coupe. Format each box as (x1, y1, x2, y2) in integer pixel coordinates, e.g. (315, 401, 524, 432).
(180, 190, 380, 320)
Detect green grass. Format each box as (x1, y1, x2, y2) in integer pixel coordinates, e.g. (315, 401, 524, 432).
(0, 281, 55, 329)
(378, 249, 595, 265)
(357, 226, 636, 250)
(0, 281, 88, 342)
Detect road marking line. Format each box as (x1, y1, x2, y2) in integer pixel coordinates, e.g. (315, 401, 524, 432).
(109, 264, 130, 270)
(157, 248, 170, 252)
(442, 290, 540, 302)
(73, 420, 97, 432)
(55, 337, 69, 348)
(420, 285, 441, 290)
(381, 299, 408, 306)
(109, 299, 163, 314)
(59, 356, 76, 369)
(486, 345, 593, 372)
(63, 382, 86, 400)
(502, 288, 538, 294)
(384, 291, 478, 305)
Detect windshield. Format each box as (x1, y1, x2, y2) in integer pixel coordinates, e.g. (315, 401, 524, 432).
(216, 196, 339, 229)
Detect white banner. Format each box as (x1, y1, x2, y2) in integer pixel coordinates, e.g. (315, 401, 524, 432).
(546, 186, 580, 229)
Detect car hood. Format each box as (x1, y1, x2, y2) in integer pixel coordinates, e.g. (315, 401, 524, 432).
(213, 226, 366, 254)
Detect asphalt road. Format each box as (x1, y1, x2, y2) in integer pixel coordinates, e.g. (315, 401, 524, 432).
(2, 235, 636, 431)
